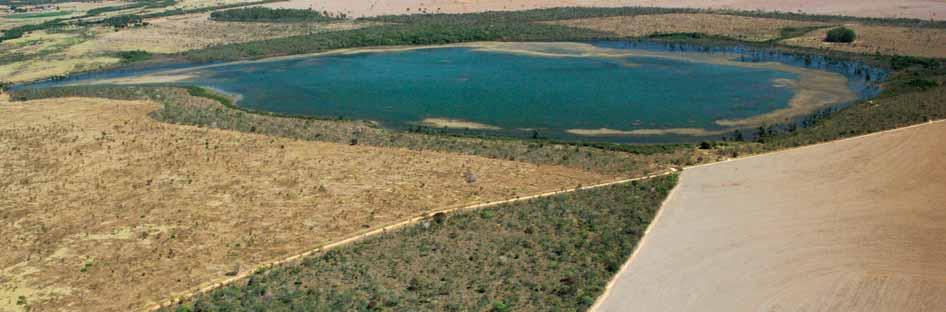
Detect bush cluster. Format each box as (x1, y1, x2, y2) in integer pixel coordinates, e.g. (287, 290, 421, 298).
(825, 27, 857, 43)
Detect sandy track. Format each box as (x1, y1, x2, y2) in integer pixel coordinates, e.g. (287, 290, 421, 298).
(0, 98, 607, 311)
(594, 120, 946, 311)
(264, 0, 946, 20)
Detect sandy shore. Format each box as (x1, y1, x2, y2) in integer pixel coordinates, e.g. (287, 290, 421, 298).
(567, 127, 729, 136)
(594, 120, 946, 311)
(419, 118, 501, 130)
(262, 0, 946, 20)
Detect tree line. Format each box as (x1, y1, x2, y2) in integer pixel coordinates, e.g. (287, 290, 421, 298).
(209, 7, 346, 22)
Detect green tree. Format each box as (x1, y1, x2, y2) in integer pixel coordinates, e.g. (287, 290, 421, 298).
(825, 27, 857, 43)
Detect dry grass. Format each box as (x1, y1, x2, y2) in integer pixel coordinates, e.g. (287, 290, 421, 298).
(0, 55, 119, 83)
(0, 97, 607, 311)
(67, 13, 375, 54)
(548, 13, 826, 42)
(0, 1, 117, 30)
(783, 24, 946, 59)
(0, 29, 117, 83)
(596, 121, 946, 311)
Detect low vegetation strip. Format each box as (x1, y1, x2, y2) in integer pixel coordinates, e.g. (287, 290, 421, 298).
(210, 7, 346, 22)
(165, 175, 678, 311)
(546, 13, 829, 42)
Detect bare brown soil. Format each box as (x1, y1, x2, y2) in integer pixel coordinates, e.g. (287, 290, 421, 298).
(264, 0, 946, 20)
(0, 97, 608, 311)
(783, 24, 946, 59)
(549, 13, 826, 42)
(594, 121, 946, 311)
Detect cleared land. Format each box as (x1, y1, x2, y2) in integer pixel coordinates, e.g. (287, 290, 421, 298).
(67, 13, 374, 54)
(549, 13, 827, 42)
(0, 12, 372, 83)
(595, 121, 946, 311)
(0, 97, 608, 311)
(264, 0, 946, 20)
(783, 24, 946, 59)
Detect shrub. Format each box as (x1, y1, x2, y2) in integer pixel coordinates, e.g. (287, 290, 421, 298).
(825, 27, 857, 43)
(903, 78, 940, 90)
(117, 50, 152, 63)
(103, 14, 144, 28)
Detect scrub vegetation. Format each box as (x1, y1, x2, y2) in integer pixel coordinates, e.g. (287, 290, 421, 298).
(210, 7, 346, 22)
(169, 175, 677, 311)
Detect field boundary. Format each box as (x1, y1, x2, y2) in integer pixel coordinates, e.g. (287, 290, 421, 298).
(587, 118, 946, 311)
(147, 170, 677, 310)
(148, 118, 946, 311)
(688, 119, 946, 171)
(587, 178, 681, 311)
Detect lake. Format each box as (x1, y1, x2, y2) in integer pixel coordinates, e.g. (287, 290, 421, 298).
(27, 41, 884, 143)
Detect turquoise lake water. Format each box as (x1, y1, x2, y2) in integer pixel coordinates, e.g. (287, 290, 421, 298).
(201, 47, 797, 136)
(24, 41, 883, 142)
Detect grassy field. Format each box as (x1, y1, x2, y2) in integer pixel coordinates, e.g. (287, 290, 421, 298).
(68, 14, 375, 54)
(167, 175, 677, 311)
(0, 96, 609, 311)
(783, 23, 946, 59)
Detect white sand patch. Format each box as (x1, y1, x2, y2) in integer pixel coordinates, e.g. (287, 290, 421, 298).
(420, 118, 501, 130)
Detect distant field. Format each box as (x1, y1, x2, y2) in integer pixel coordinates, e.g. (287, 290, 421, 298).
(263, 0, 946, 20)
(68, 13, 375, 54)
(783, 24, 946, 59)
(0, 96, 607, 311)
(595, 120, 946, 311)
(547, 13, 828, 42)
(4, 10, 72, 19)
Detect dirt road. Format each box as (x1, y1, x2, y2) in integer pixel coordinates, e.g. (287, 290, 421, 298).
(594, 120, 946, 311)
